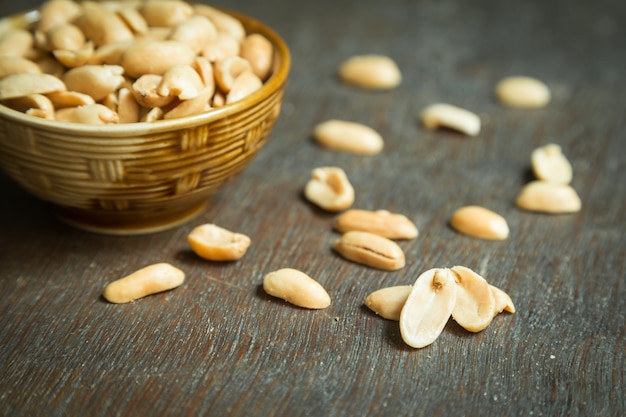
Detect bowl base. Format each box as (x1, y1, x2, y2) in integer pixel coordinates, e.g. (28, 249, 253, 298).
(52, 201, 209, 235)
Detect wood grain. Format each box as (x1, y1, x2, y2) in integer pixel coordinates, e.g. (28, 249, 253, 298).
(0, 0, 624, 416)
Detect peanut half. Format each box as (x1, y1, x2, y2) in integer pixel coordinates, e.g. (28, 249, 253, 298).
(449, 205, 510, 240)
(103, 263, 185, 304)
(334, 209, 418, 240)
(399, 268, 457, 348)
(338, 54, 402, 90)
(495, 76, 551, 108)
(420, 103, 481, 136)
(531, 143, 573, 184)
(263, 268, 331, 309)
(332, 230, 405, 271)
(449, 266, 496, 332)
(491, 285, 516, 315)
(187, 223, 251, 261)
(364, 285, 412, 321)
(516, 180, 581, 213)
(313, 119, 384, 155)
(304, 166, 355, 212)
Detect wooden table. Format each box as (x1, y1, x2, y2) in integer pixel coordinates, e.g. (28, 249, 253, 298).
(1, 0, 624, 416)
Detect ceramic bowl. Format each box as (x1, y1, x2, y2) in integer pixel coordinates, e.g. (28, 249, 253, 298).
(0, 4, 290, 234)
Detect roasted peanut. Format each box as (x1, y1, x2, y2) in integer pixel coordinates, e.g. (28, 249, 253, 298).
(313, 119, 384, 155)
(132, 74, 175, 108)
(304, 166, 355, 212)
(55, 103, 119, 124)
(450, 266, 496, 332)
(103, 263, 185, 304)
(121, 40, 196, 78)
(214, 55, 253, 93)
(399, 268, 457, 348)
(163, 86, 213, 119)
(240, 33, 273, 81)
(338, 54, 402, 90)
(200, 33, 241, 62)
(332, 231, 405, 271)
(46, 23, 85, 51)
(226, 71, 262, 104)
(46, 90, 95, 108)
(169, 15, 218, 54)
(158, 64, 205, 100)
(62, 64, 125, 101)
(516, 180, 581, 213)
(0, 29, 34, 57)
(495, 76, 551, 108)
(140, 0, 194, 27)
(364, 285, 412, 321)
(37, 0, 83, 33)
(188, 223, 251, 261)
(116, 87, 141, 124)
(3, 94, 54, 119)
(490, 285, 516, 314)
(420, 103, 481, 136)
(449, 205, 510, 240)
(0, 72, 66, 100)
(74, 1, 134, 47)
(53, 42, 94, 68)
(0, 56, 41, 79)
(263, 268, 331, 309)
(334, 209, 418, 240)
(194, 4, 246, 40)
(531, 143, 573, 184)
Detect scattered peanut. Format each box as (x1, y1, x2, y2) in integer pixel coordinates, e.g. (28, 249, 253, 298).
(399, 268, 457, 349)
(313, 119, 384, 155)
(449, 266, 496, 332)
(364, 285, 412, 321)
(420, 103, 481, 136)
(490, 285, 516, 314)
(495, 76, 551, 108)
(332, 230, 405, 271)
(334, 209, 418, 240)
(531, 143, 573, 184)
(304, 167, 355, 212)
(187, 223, 251, 261)
(338, 54, 402, 90)
(516, 180, 582, 213)
(263, 268, 331, 309)
(103, 263, 185, 304)
(449, 205, 510, 240)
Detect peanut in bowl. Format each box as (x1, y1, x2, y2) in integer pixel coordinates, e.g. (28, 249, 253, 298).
(0, 1, 290, 235)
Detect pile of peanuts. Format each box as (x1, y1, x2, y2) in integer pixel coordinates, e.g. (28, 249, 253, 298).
(101, 31, 581, 349)
(0, 0, 274, 124)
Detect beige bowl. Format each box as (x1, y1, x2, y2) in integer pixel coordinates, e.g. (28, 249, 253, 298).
(0, 6, 290, 235)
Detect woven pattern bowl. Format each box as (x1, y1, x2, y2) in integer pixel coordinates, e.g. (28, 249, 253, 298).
(0, 5, 290, 234)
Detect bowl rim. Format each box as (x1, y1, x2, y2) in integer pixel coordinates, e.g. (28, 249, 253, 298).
(0, 4, 291, 137)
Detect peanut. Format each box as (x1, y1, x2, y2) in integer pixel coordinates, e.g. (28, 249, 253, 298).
(338, 54, 402, 90)
(139, 0, 194, 28)
(158, 64, 205, 100)
(169, 15, 218, 54)
(399, 268, 457, 348)
(121, 40, 197, 78)
(0, 56, 41, 79)
(334, 209, 418, 240)
(187, 224, 251, 261)
(103, 263, 185, 304)
(491, 285, 516, 314)
(0, 72, 66, 100)
(364, 285, 412, 321)
(495, 76, 551, 108)
(332, 231, 405, 271)
(240, 33, 274, 81)
(55, 103, 119, 124)
(531, 143, 573, 184)
(313, 119, 384, 155)
(62, 64, 125, 101)
(263, 268, 331, 309)
(304, 166, 355, 212)
(449, 205, 510, 240)
(449, 266, 496, 332)
(226, 71, 262, 104)
(420, 103, 481, 136)
(515, 180, 581, 213)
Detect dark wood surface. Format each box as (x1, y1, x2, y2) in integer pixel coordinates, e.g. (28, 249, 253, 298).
(1, 0, 624, 416)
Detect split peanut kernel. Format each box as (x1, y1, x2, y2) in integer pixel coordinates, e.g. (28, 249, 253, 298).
(516, 180, 581, 213)
(449, 205, 510, 240)
(304, 166, 355, 212)
(313, 119, 384, 155)
(420, 103, 481, 136)
(364, 285, 412, 321)
(399, 268, 457, 349)
(495, 76, 551, 108)
(338, 54, 402, 90)
(263, 268, 331, 309)
(334, 209, 418, 240)
(103, 263, 185, 304)
(450, 266, 496, 332)
(187, 223, 251, 261)
(333, 230, 405, 271)
(531, 143, 573, 184)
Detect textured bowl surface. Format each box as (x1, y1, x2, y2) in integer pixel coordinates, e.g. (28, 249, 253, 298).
(0, 5, 290, 234)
